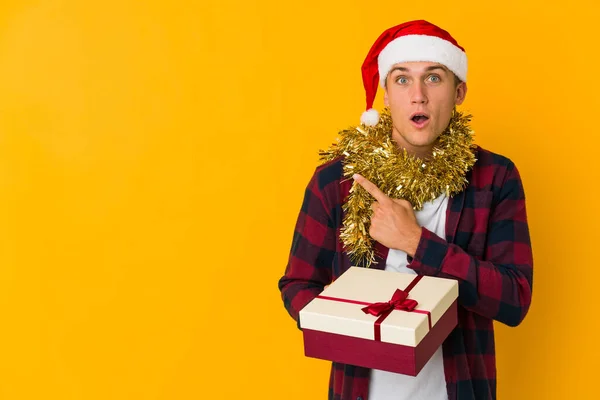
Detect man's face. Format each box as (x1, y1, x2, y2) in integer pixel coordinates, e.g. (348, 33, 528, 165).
(384, 62, 467, 157)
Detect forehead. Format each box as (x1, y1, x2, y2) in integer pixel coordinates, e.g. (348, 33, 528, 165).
(388, 61, 450, 74)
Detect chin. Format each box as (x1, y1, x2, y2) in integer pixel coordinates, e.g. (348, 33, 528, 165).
(411, 142, 435, 150)
(395, 127, 438, 149)
(407, 134, 437, 147)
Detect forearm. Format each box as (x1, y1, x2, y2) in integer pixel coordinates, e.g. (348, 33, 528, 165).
(278, 164, 337, 328)
(279, 269, 330, 324)
(408, 227, 533, 326)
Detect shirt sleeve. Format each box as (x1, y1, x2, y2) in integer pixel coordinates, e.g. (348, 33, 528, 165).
(407, 161, 533, 327)
(278, 168, 336, 329)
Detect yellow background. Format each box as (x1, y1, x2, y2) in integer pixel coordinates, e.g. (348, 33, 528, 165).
(0, 0, 597, 399)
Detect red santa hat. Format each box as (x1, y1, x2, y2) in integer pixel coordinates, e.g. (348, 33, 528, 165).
(360, 20, 467, 126)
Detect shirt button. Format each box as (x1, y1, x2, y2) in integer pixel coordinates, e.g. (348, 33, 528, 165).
(357, 397, 363, 400)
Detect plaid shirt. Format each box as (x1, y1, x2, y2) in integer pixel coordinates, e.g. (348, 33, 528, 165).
(278, 145, 533, 400)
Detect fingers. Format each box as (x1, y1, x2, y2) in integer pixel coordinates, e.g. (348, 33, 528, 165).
(370, 202, 379, 212)
(353, 174, 390, 204)
(392, 198, 412, 208)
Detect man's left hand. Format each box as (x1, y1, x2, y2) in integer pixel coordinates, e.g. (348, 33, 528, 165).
(353, 174, 422, 257)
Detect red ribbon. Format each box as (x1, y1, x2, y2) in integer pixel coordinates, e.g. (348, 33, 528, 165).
(361, 288, 418, 316)
(317, 274, 431, 342)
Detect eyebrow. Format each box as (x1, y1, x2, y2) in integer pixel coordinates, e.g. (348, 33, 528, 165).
(389, 65, 448, 74)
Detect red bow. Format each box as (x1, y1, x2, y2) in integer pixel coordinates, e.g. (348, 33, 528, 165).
(361, 289, 419, 316)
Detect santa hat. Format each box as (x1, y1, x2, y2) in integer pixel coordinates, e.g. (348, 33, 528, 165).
(360, 20, 467, 126)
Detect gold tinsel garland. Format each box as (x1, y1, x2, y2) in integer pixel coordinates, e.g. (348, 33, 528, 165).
(319, 108, 477, 268)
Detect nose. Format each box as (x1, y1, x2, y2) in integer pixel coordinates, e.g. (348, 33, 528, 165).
(410, 81, 428, 104)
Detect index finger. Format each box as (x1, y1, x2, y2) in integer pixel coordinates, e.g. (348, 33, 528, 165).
(352, 174, 391, 204)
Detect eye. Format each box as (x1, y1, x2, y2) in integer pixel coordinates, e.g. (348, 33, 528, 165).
(428, 75, 441, 83)
(396, 76, 408, 84)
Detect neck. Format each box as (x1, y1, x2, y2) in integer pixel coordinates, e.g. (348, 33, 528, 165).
(391, 130, 434, 160)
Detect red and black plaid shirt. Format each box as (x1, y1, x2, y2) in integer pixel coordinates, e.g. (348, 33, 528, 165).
(278, 145, 533, 400)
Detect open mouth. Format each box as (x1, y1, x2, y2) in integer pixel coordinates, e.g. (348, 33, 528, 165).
(410, 113, 430, 128)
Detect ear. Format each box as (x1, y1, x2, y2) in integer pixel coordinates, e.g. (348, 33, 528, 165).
(382, 74, 391, 107)
(455, 82, 467, 106)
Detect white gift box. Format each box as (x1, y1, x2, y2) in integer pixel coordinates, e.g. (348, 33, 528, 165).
(299, 267, 459, 376)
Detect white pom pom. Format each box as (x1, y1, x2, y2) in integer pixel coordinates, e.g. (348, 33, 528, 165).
(360, 108, 379, 126)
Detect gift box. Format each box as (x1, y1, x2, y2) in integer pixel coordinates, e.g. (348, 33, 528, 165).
(299, 266, 459, 376)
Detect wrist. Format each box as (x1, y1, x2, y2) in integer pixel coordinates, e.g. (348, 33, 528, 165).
(406, 226, 422, 258)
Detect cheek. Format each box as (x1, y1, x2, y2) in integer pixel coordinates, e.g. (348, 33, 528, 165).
(432, 95, 455, 120)
(386, 86, 408, 104)
(387, 92, 410, 118)
(432, 109, 453, 133)
(389, 107, 409, 127)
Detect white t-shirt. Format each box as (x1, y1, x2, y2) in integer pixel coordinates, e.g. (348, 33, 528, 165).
(368, 193, 449, 400)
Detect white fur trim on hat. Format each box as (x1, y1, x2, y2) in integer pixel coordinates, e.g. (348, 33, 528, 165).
(360, 108, 380, 126)
(377, 34, 467, 87)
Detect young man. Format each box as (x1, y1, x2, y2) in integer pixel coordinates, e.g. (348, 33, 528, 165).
(278, 20, 533, 400)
